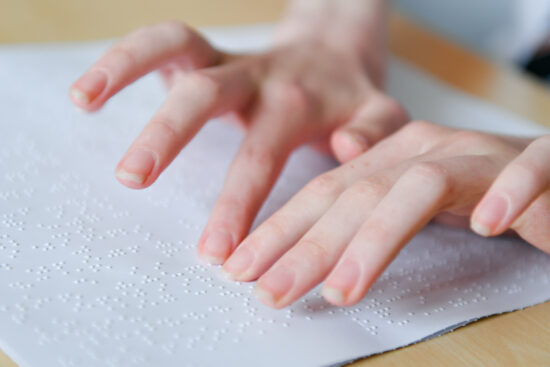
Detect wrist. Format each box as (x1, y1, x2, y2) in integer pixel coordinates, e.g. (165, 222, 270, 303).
(274, 0, 388, 85)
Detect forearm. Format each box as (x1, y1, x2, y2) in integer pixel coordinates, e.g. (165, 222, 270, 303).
(276, 0, 389, 85)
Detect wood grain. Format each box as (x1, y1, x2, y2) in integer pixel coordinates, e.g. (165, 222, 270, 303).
(0, 1, 549, 366)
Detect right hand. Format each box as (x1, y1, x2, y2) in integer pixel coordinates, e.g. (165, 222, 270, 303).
(221, 121, 550, 308)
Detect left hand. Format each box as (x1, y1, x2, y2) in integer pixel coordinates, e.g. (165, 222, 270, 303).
(221, 121, 550, 308)
(69, 17, 407, 265)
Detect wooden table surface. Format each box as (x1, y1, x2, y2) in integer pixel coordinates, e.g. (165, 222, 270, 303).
(1, 1, 550, 366)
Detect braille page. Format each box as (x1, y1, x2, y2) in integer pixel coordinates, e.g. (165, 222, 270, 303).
(1, 25, 550, 367)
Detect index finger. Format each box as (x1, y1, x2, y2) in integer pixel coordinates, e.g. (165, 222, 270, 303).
(69, 21, 221, 111)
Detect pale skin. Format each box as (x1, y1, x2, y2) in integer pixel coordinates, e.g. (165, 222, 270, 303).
(69, 0, 550, 308)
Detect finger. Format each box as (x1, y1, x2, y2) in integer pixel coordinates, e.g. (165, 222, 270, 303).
(323, 156, 497, 306)
(196, 83, 313, 264)
(254, 173, 396, 308)
(115, 64, 255, 188)
(221, 169, 347, 278)
(510, 190, 550, 253)
(221, 123, 439, 281)
(330, 92, 409, 163)
(69, 21, 221, 111)
(471, 135, 550, 236)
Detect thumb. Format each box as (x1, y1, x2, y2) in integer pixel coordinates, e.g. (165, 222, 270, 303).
(330, 93, 409, 163)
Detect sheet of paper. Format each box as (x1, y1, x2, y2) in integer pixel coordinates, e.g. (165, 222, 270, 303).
(0, 24, 549, 367)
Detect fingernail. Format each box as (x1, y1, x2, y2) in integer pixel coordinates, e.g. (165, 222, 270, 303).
(322, 287, 345, 304)
(472, 193, 510, 236)
(255, 286, 275, 306)
(69, 88, 91, 105)
(69, 69, 108, 105)
(323, 258, 360, 304)
(115, 149, 156, 185)
(471, 221, 491, 237)
(333, 130, 370, 163)
(256, 267, 294, 306)
(200, 230, 234, 265)
(342, 130, 369, 153)
(223, 246, 254, 279)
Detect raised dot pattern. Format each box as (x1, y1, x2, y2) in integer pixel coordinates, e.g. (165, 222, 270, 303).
(0, 41, 549, 367)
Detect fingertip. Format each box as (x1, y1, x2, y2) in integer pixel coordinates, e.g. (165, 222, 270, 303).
(69, 69, 108, 108)
(254, 285, 279, 308)
(470, 220, 492, 237)
(222, 246, 257, 281)
(114, 169, 147, 187)
(255, 267, 294, 308)
(220, 266, 258, 283)
(69, 87, 91, 106)
(323, 257, 361, 305)
(114, 149, 158, 189)
(114, 170, 151, 189)
(471, 193, 511, 237)
(330, 129, 369, 163)
(321, 286, 346, 306)
(198, 253, 226, 266)
(197, 229, 234, 265)
(69, 88, 103, 113)
(254, 285, 289, 309)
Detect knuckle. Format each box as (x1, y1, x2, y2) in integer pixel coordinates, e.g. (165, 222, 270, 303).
(397, 120, 447, 147)
(213, 196, 250, 225)
(346, 177, 389, 200)
(148, 114, 180, 138)
(509, 161, 546, 187)
(395, 121, 450, 154)
(186, 71, 222, 104)
(241, 144, 278, 171)
(297, 238, 331, 266)
(127, 25, 150, 39)
(215, 195, 240, 212)
(265, 81, 310, 112)
(378, 95, 409, 125)
(261, 216, 288, 239)
(367, 218, 394, 243)
(407, 161, 453, 194)
(450, 130, 488, 145)
(442, 130, 507, 155)
(246, 217, 288, 253)
(107, 45, 139, 68)
(305, 173, 345, 197)
(160, 20, 193, 37)
(401, 120, 436, 137)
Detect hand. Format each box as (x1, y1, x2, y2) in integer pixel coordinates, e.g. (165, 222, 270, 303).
(221, 121, 550, 308)
(69, 16, 407, 264)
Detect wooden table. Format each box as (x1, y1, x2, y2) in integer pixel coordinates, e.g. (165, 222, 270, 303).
(1, 1, 549, 366)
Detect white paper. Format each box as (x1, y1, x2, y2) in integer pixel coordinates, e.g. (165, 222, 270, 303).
(0, 24, 549, 367)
